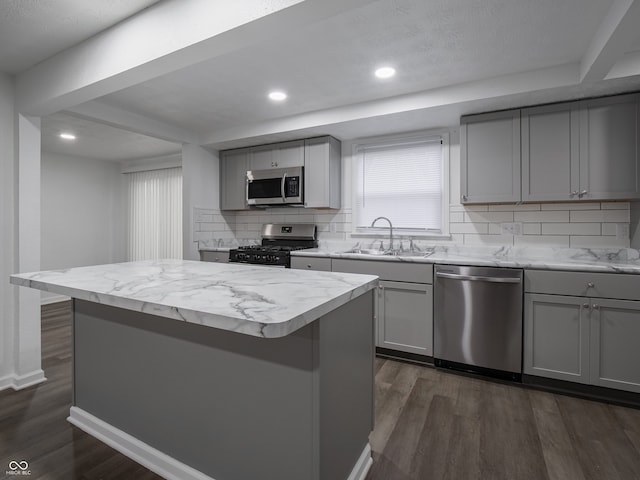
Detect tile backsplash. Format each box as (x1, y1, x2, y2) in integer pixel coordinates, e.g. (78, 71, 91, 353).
(194, 201, 631, 249)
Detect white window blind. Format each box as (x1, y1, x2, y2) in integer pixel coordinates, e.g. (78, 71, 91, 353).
(354, 138, 443, 232)
(126, 167, 182, 261)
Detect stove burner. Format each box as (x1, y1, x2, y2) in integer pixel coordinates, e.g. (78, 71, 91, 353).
(228, 224, 317, 268)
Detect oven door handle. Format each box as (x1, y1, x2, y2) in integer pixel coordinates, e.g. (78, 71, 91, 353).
(281, 173, 287, 202)
(435, 272, 521, 283)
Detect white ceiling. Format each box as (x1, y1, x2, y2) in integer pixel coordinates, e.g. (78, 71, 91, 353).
(99, 0, 613, 135)
(41, 113, 180, 162)
(0, 0, 160, 74)
(4, 0, 640, 160)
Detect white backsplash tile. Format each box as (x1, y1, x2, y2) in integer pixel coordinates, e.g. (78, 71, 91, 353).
(196, 202, 631, 250)
(542, 223, 601, 235)
(515, 210, 570, 223)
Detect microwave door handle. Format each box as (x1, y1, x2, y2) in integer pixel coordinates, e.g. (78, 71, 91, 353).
(281, 173, 287, 202)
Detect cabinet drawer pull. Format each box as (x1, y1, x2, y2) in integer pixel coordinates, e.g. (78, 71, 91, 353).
(570, 191, 578, 197)
(587, 282, 594, 288)
(306, 264, 312, 269)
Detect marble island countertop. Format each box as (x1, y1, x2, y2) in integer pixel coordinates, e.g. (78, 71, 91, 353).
(10, 259, 378, 338)
(290, 244, 640, 274)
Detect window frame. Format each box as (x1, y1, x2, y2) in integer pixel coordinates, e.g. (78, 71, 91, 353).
(350, 130, 450, 239)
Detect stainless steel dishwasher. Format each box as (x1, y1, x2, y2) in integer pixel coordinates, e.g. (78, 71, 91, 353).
(434, 264, 523, 381)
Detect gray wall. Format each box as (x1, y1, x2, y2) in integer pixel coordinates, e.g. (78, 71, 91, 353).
(41, 152, 126, 301)
(0, 72, 16, 385)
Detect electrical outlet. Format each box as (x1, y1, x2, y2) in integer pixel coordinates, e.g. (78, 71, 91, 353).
(501, 222, 523, 235)
(616, 223, 630, 239)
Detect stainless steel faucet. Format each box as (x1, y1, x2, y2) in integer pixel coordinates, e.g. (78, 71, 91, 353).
(370, 216, 393, 251)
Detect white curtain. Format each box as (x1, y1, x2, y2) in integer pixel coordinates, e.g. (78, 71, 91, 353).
(126, 167, 182, 261)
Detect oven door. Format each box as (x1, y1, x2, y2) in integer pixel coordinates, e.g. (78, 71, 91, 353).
(247, 167, 303, 206)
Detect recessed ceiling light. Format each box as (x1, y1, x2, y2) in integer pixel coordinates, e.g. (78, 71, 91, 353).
(374, 67, 396, 79)
(59, 132, 76, 140)
(268, 91, 287, 101)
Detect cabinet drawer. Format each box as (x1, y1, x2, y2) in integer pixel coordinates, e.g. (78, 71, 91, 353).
(200, 251, 229, 263)
(525, 270, 640, 301)
(290, 256, 332, 271)
(332, 259, 433, 284)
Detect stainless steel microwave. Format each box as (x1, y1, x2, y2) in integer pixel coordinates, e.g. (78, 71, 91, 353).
(247, 166, 304, 206)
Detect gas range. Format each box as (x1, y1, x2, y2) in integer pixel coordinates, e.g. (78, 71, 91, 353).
(229, 224, 317, 268)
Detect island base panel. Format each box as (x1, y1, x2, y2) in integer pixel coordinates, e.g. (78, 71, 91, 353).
(71, 293, 374, 480)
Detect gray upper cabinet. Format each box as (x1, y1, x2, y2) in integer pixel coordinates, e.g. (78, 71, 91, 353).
(522, 102, 580, 202)
(463, 93, 640, 204)
(460, 110, 521, 204)
(249, 140, 304, 171)
(220, 148, 249, 211)
(220, 136, 341, 211)
(304, 136, 341, 209)
(579, 93, 640, 201)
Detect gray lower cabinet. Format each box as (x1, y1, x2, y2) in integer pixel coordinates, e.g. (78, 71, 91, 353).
(331, 259, 433, 356)
(524, 269, 640, 393)
(524, 293, 589, 383)
(378, 280, 432, 356)
(290, 256, 332, 271)
(590, 298, 640, 393)
(200, 251, 229, 263)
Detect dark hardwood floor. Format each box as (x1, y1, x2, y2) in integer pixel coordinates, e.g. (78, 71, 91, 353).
(367, 358, 640, 480)
(2, 302, 640, 479)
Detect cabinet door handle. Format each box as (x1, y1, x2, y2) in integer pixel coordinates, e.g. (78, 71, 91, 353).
(592, 304, 599, 310)
(582, 303, 590, 309)
(579, 189, 588, 196)
(461, 195, 468, 202)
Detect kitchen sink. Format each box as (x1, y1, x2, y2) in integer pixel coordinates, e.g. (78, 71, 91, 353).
(339, 248, 433, 258)
(341, 248, 389, 256)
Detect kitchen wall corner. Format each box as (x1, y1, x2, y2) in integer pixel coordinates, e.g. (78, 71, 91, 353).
(630, 201, 640, 249)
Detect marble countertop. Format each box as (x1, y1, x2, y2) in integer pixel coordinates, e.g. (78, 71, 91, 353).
(10, 259, 378, 338)
(291, 245, 640, 274)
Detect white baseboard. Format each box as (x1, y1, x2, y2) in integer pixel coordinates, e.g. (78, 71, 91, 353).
(68, 407, 216, 480)
(68, 407, 374, 480)
(348, 443, 373, 480)
(41, 294, 70, 305)
(0, 369, 46, 392)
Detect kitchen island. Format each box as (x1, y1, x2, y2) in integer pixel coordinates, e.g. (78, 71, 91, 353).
(10, 259, 378, 480)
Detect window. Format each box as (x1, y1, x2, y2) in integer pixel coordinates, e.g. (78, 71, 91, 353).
(126, 167, 182, 260)
(353, 133, 448, 235)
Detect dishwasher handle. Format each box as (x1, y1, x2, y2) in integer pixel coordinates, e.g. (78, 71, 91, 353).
(436, 271, 521, 284)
